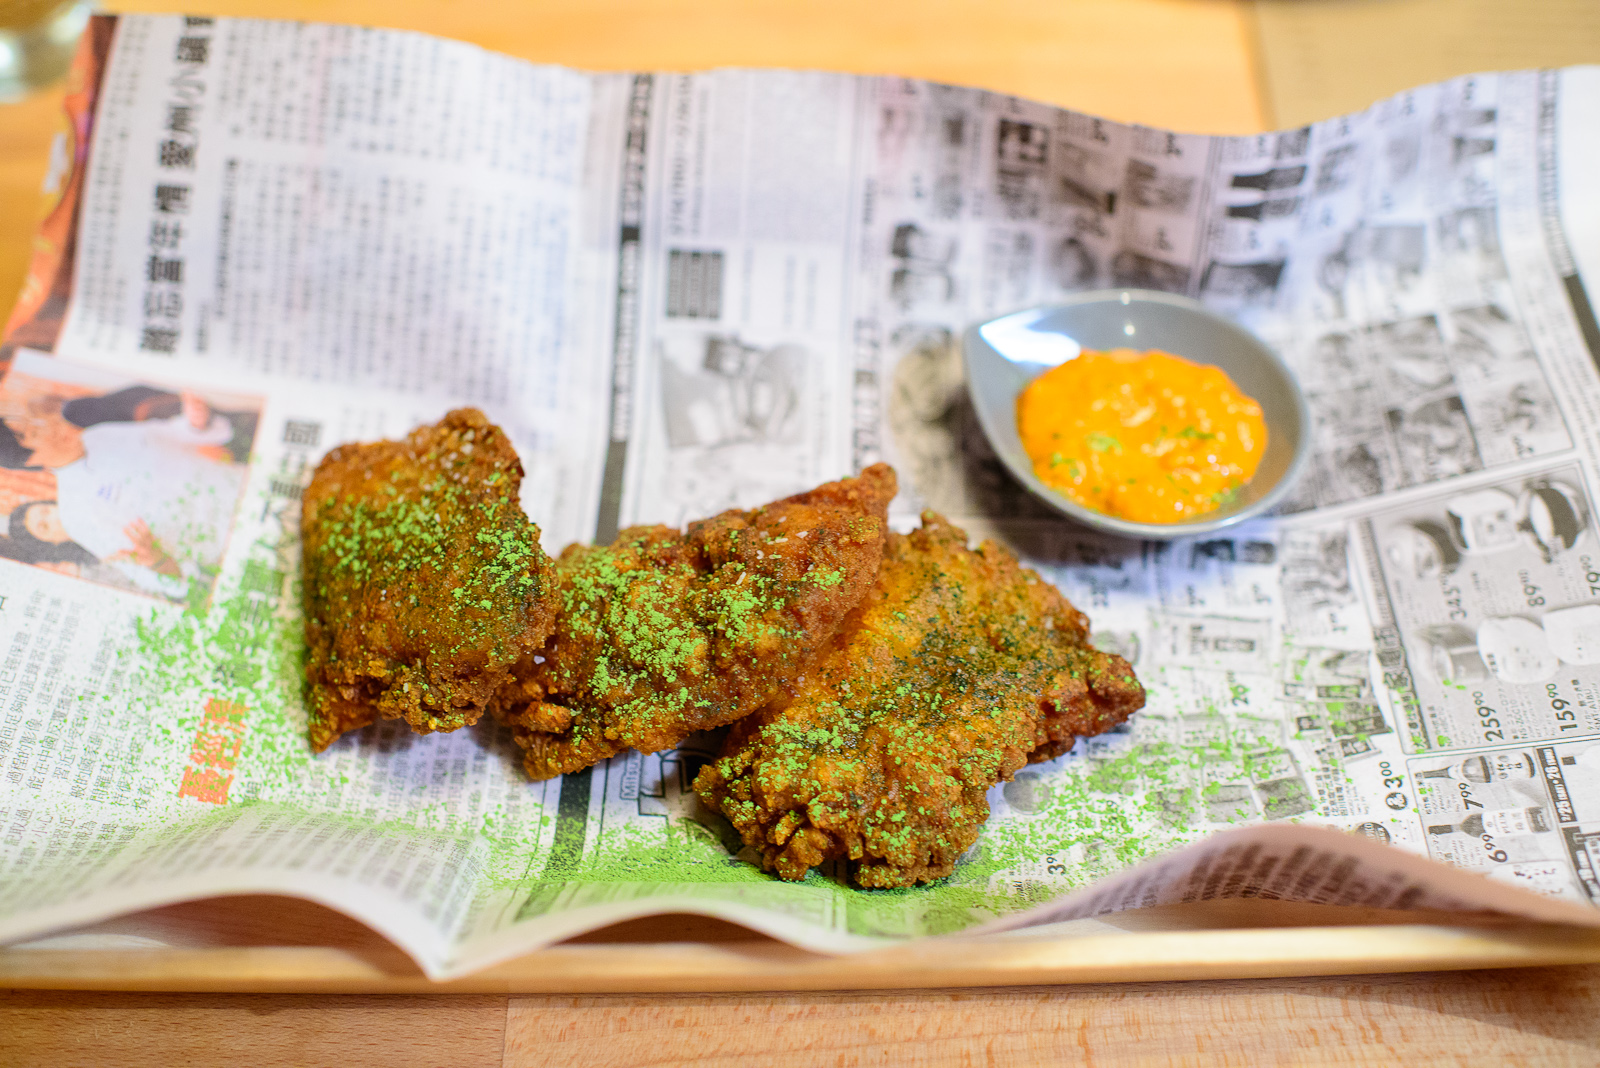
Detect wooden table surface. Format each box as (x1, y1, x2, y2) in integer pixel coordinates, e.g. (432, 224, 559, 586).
(5, 1, 1600, 1064)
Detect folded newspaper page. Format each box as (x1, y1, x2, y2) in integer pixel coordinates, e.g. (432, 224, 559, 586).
(3, 14, 1600, 979)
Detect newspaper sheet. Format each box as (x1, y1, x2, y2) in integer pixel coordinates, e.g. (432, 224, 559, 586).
(4, 15, 1600, 978)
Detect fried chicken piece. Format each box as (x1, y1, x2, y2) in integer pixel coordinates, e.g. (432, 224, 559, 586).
(694, 512, 1145, 888)
(301, 408, 556, 751)
(494, 464, 897, 780)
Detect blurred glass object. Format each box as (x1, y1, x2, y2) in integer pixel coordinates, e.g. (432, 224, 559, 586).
(0, 0, 92, 102)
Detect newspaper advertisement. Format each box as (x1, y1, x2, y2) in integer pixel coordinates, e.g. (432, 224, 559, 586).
(3, 15, 1600, 978)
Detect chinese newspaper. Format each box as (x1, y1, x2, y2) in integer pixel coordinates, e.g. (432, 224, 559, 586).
(2, 15, 1600, 977)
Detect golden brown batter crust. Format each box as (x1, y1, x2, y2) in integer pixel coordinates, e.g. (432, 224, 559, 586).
(694, 511, 1145, 888)
(494, 465, 897, 780)
(301, 408, 556, 751)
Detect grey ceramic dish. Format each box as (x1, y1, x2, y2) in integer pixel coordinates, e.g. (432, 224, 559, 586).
(962, 288, 1311, 540)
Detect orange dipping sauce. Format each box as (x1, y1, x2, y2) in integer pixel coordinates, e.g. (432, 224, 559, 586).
(1016, 348, 1267, 524)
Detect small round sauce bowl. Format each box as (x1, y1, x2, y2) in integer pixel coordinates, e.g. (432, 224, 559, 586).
(962, 288, 1311, 540)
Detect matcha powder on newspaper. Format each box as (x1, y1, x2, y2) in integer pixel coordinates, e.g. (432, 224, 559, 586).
(300, 408, 556, 751)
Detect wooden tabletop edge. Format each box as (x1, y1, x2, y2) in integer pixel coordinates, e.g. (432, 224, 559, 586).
(6, 922, 1600, 993)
